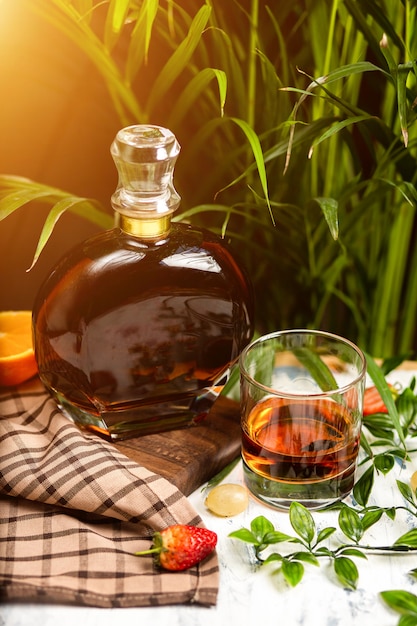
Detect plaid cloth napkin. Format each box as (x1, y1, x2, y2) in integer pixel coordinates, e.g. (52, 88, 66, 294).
(0, 379, 219, 608)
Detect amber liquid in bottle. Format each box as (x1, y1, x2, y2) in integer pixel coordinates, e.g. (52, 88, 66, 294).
(33, 126, 253, 439)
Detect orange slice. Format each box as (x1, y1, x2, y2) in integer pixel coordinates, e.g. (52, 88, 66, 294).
(0, 310, 38, 387)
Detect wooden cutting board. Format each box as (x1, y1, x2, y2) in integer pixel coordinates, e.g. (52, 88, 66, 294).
(113, 396, 242, 496)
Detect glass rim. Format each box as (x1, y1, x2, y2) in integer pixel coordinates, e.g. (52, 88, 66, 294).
(239, 328, 367, 398)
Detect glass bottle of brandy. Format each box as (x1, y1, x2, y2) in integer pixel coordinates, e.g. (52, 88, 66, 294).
(32, 125, 254, 440)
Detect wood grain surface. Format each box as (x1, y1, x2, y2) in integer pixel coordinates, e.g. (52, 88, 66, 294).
(113, 396, 241, 496)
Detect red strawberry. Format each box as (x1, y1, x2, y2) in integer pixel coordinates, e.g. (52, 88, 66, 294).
(134, 524, 217, 571)
(363, 384, 397, 416)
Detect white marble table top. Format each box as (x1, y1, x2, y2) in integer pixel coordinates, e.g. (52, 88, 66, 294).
(2, 369, 417, 626)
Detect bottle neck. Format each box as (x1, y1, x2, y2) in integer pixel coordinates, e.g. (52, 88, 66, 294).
(111, 125, 181, 240)
(118, 213, 172, 239)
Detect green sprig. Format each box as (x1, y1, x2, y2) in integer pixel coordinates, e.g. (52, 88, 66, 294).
(229, 501, 417, 591)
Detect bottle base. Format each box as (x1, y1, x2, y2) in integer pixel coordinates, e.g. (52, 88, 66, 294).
(52, 390, 213, 441)
(242, 459, 354, 511)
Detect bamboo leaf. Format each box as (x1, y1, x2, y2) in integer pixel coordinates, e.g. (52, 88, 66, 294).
(379, 32, 400, 76)
(229, 117, 271, 216)
(104, 0, 131, 50)
(203, 456, 240, 491)
(313, 197, 339, 240)
(283, 61, 386, 172)
(147, 5, 211, 113)
(0, 188, 56, 219)
(126, 0, 159, 82)
(360, 431, 374, 458)
(292, 345, 338, 392)
(365, 353, 406, 447)
(71, 0, 93, 23)
(168, 68, 227, 127)
(28, 197, 111, 269)
(308, 115, 374, 159)
(397, 64, 410, 146)
(29, 0, 142, 122)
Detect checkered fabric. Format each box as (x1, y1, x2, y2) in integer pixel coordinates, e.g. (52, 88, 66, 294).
(0, 380, 219, 607)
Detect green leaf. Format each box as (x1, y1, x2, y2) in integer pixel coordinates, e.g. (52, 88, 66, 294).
(263, 531, 295, 545)
(169, 68, 227, 127)
(380, 356, 407, 376)
(365, 353, 406, 448)
(398, 616, 417, 626)
(380, 590, 417, 616)
(203, 456, 240, 491)
(291, 347, 338, 392)
(291, 551, 320, 566)
(353, 465, 374, 507)
(394, 529, 417, 548)
(397, 64, 410, 147)
(281, 558, 305, 587)
(397, 388, 417, 434)
(379, 32, 400, 76)
(104, 0, 131, 50)
(0, 188, 51, 219)
(396, 480, 416, 507)
(338, 548, 367, 559)
(385, 507, 397, 521)
(229, 117, 271, 216)
(147, 5, 211, 113)
(374, 453, 395, 475)
(313, 196, 339, 240)
(71, 0, 93, 20)
(250, 515, 275, 540)
(262, 553, 283, 565)
(228, 528, 257, 544)
(315, 546, 333, 557)
(126, 0, 159, 80)
(309, 115, 373, 163)
(289, 502, 316, 545)
(316, 527, 337, 544)
(361, 508, 383, 530)
(29, 196, 110, 269)
(360, 431, 374, 457)
(362, 413, 396, 440)
(333, 556, 359, 590)
(0, 176, 112, 267)
(338, 507, 364, 544)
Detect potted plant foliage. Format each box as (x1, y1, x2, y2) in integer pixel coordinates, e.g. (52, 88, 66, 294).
(1, 0, 416, 358)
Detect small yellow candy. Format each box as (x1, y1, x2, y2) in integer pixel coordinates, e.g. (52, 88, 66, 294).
(410, 471, 417, 493)
(205, 483, 249, 517)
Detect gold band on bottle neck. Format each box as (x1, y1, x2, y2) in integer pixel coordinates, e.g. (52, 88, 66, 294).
(119, 214, 171, 239)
